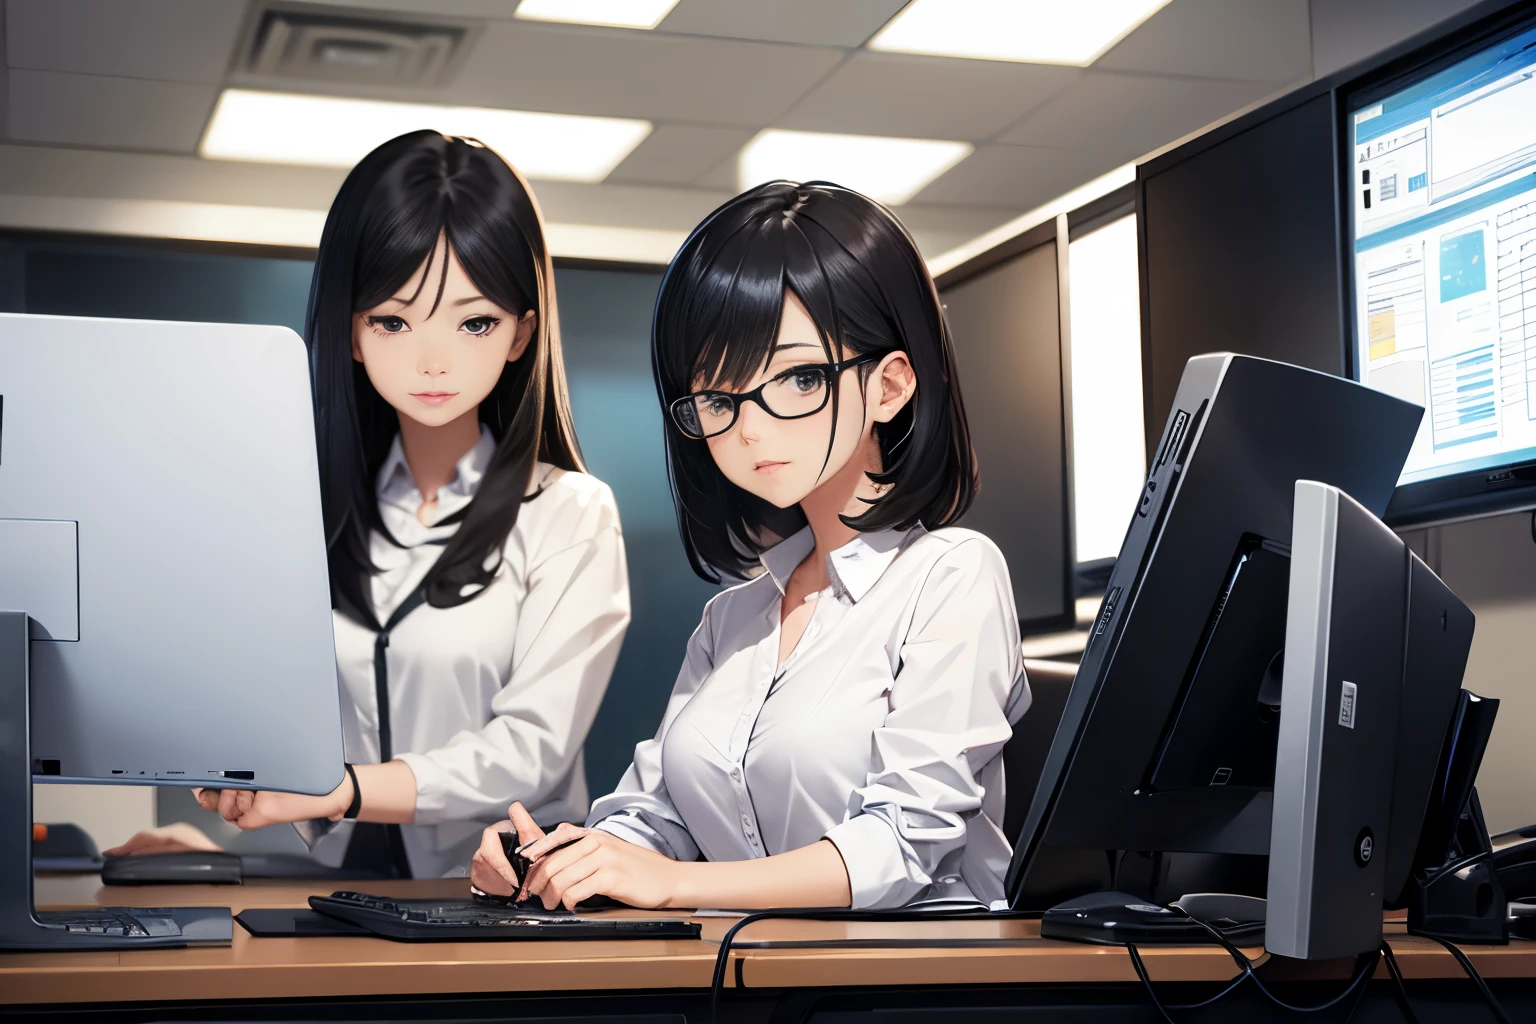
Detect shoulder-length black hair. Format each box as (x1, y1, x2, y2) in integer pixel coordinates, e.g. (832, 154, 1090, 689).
(652, 180, 978, 583)
(306, 130, 584, 617)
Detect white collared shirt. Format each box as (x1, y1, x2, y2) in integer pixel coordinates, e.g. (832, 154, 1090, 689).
(299, 426, 630, 878)
(587, 524, 1030, 909)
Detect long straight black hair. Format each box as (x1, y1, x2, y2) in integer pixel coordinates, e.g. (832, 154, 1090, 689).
(652, 180, 978, 583)
(306, 130, 584, 618)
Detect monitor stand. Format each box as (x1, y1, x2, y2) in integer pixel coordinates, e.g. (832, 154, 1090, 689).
(0, 611, 232, 950)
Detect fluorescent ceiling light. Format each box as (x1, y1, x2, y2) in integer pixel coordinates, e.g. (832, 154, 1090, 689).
(200, 89, 651, 182)
(869, 0, 1171, 66)
(737, 130, 972, 206)
(514, 0, 681, 30)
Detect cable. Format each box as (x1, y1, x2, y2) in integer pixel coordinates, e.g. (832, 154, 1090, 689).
(1424, 935, 1513, 1024)
(1126, 941, 1250, 1020)
(1380, 940, 1423, 1024)
(709, 906, 1024, 1024)
(1125, 942, 1183, 1023)
(710, 903, 1381, 1023)
(1166, 904, 1380, 1014)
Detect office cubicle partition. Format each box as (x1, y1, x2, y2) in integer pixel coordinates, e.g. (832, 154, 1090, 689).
(935, 217, 1077, 635)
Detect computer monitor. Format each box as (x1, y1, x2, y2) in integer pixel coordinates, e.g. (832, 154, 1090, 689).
(1005, 353, 1423, 911)
(1266, 481, 1474, 960)
(0, 313, 344, 949)
(1346, 7, 1536, 524)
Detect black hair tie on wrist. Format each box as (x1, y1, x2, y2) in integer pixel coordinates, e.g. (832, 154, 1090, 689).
(343, 763, 363, 820)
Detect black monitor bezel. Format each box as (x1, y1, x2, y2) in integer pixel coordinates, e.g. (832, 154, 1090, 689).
(1336, 2, 1536, 527)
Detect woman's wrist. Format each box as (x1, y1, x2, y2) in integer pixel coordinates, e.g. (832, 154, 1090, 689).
(326, 770, 356, 822)
(662, 856, 698, 910)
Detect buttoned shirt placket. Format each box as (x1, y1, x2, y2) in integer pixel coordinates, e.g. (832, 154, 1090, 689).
(729, 562, 839, 858)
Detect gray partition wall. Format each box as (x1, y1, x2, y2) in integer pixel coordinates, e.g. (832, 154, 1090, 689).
(936, 217, 1076, 634)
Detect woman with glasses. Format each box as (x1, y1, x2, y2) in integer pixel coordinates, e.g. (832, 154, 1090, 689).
(469, 180, 1031, 911)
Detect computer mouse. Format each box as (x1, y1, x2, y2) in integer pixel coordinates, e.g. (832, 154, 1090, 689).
(101, 851, 243, 885)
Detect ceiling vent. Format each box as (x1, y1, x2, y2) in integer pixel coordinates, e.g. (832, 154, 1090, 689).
(239, 3, 476, 89)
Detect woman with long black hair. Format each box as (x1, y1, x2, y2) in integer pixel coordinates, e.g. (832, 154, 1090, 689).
(470, 180, 1030, 910)
(189, 131, 630, 878)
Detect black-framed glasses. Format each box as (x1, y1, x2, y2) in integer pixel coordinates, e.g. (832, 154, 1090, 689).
(669, 351, 888, 440)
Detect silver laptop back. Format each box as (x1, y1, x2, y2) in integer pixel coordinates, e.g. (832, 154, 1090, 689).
(0, 313, 343, 795)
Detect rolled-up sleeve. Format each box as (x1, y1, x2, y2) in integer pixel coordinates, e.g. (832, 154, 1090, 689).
(584, 596, 719, 862)
(396, 483, 630, 825)
(823, 538, 1026, 909)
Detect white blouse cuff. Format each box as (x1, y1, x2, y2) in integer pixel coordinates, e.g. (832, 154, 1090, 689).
(393, 751, 444, 817)
(823, 813, 922, 910)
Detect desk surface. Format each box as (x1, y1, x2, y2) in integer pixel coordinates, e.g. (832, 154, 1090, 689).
(2, 876, 1534, 1006)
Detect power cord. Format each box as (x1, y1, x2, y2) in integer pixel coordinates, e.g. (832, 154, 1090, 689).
(1125, 942, 1249, 1021)
(709, 903, 1377, 1023)
(1380, 940, 1422, 1024)
(1127, 935, 1377, 1021)
(709, 906, 1028, 1024)
(1422, 934, 1513, 1024)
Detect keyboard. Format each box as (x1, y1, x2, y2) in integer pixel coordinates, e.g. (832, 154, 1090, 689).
(309, 890, 700, 942)
(32, 905, 233, 947)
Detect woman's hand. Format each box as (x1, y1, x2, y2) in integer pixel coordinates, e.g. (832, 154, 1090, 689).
(468, 802, 541, 896)
(192, 783, 348, 830)
(102, 822, 223, 857)
(518, 816, 682, 912)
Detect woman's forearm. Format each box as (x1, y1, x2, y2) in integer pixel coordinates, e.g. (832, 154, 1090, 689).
(346, 760, 418, 824)
(669, 839, 852, 910)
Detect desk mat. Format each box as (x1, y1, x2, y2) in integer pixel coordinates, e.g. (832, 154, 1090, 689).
(235, 908, 369, 937)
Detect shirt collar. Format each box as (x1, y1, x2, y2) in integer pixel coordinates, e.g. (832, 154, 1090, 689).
(376, 424, 497, 523)
(759, 523, 925, 604)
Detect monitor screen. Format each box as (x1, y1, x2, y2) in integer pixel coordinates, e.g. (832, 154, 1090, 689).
(1349, 20, 1536, 488)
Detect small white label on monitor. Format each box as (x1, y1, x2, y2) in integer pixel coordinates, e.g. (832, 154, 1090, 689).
(1354, 104, 1383, 125)
(1339, 681, 1358, 729)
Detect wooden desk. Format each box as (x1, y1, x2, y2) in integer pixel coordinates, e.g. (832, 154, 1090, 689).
(4, 877, 1535, 1020)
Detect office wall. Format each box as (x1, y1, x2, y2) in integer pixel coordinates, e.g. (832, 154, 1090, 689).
(4, 236, 708, 851)
(1407, 512, 1536, 834)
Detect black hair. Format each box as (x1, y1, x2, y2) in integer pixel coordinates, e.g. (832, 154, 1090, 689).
(651, 180, 978, 583)
(306, 130, 584, 617)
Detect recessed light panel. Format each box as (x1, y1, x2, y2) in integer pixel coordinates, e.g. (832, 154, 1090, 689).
(869, 0, 1171, 66)
(514, 0, 681, 30)
(737, 130, 972, 206)
(200, 90, 651, 182)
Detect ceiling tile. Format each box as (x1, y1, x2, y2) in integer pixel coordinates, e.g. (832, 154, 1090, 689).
(776, 52, 1079, 142)
(5, 0, 245, 84)
(514, 180, 733, 231)
(997, 72, 1279, 157)
(0, 144, 346, 208)
(453, 21, 844, 124)
(659, 0, 907, 46)
(311, 0, 535, 16)
(1096, 0, 1312, 84)
(8, 70, 217, 153)
(912, 144, 1123, 209)
(606, 124, 757, 186)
